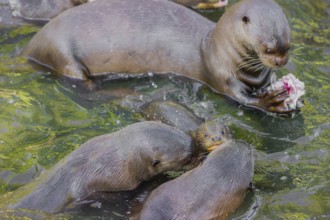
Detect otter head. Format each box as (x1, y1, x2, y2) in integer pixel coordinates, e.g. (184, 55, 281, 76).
(144, 142, 193, 177)
(229, 0, 291, 69)
(136, 123, 194, 180)
(194, 121, 231, 152)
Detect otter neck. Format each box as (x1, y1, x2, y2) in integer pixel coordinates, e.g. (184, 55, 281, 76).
(201, 20, 273, 93)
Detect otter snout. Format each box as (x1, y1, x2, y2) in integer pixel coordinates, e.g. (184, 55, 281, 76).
(274, 56, 289, 67)
(260, 53, 289, 68)
(260, 40, 290, 68)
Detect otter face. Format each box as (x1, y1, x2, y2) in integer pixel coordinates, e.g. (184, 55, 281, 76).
(195, 122, 231, 152)
(239, 0, 291, 69)
(134, 122, 194, 179)
(258, 37, 290, 68)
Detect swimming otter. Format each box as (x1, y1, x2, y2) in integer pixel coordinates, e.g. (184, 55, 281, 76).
(12, 121, 194, 213)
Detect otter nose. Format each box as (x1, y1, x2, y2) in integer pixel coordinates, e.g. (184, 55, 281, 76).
(275, 57, 288, 67)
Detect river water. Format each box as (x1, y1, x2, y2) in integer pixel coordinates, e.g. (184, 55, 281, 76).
(0, 0, 329, 219)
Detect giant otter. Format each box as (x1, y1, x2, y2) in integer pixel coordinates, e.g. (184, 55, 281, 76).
(139, 139, 255, 220)
(22, 0, 293, 113)
(11, 121, 194, 213)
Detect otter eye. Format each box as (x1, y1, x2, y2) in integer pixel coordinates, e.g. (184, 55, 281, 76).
(152, 160, 160, 167)
(265, 48, 275, 54)
(221, 131, 225, 135)
(204, 134, 209, 138)
(242, 16, 250, 24)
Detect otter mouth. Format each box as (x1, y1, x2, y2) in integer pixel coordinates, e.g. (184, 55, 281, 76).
(259, 54, 289, 68)
(205, 140, 225, 152)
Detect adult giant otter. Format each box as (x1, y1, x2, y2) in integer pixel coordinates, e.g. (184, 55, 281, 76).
(23, 0, 292, 113)
(9, 0, 227, 22)
(11, 121, 194, 213)
(139, 139, 255, 220)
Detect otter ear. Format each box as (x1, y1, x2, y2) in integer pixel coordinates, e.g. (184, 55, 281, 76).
(152, 160, 160, 167)
(242, 16, 250, 24)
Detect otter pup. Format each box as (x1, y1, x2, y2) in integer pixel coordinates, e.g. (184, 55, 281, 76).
(139, 139, 255, 220)
(22, 0, 293, 113)
(11, 121, 194, 213)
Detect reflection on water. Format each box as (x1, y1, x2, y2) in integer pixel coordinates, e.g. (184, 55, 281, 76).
(0, 0, 329, 219)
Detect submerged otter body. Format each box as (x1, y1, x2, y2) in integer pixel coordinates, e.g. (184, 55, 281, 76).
(140, 139, 255, 220)
(141, 100, 205, 134)
(23, 0, 293, 113)
(12, 121, 194, 213)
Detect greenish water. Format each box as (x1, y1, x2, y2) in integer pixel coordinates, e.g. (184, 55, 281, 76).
(0, 0, 329, 219)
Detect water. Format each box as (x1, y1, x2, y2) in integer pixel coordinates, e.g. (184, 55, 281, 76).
(0, 0, 329, 219)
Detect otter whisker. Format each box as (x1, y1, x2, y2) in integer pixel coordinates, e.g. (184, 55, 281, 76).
(236, 59, 262, 72)
(238, 56, 260, 65)
(240, 60, 265, 72)
(236, 56, 264, 72)
(254, 62, 267, 71)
